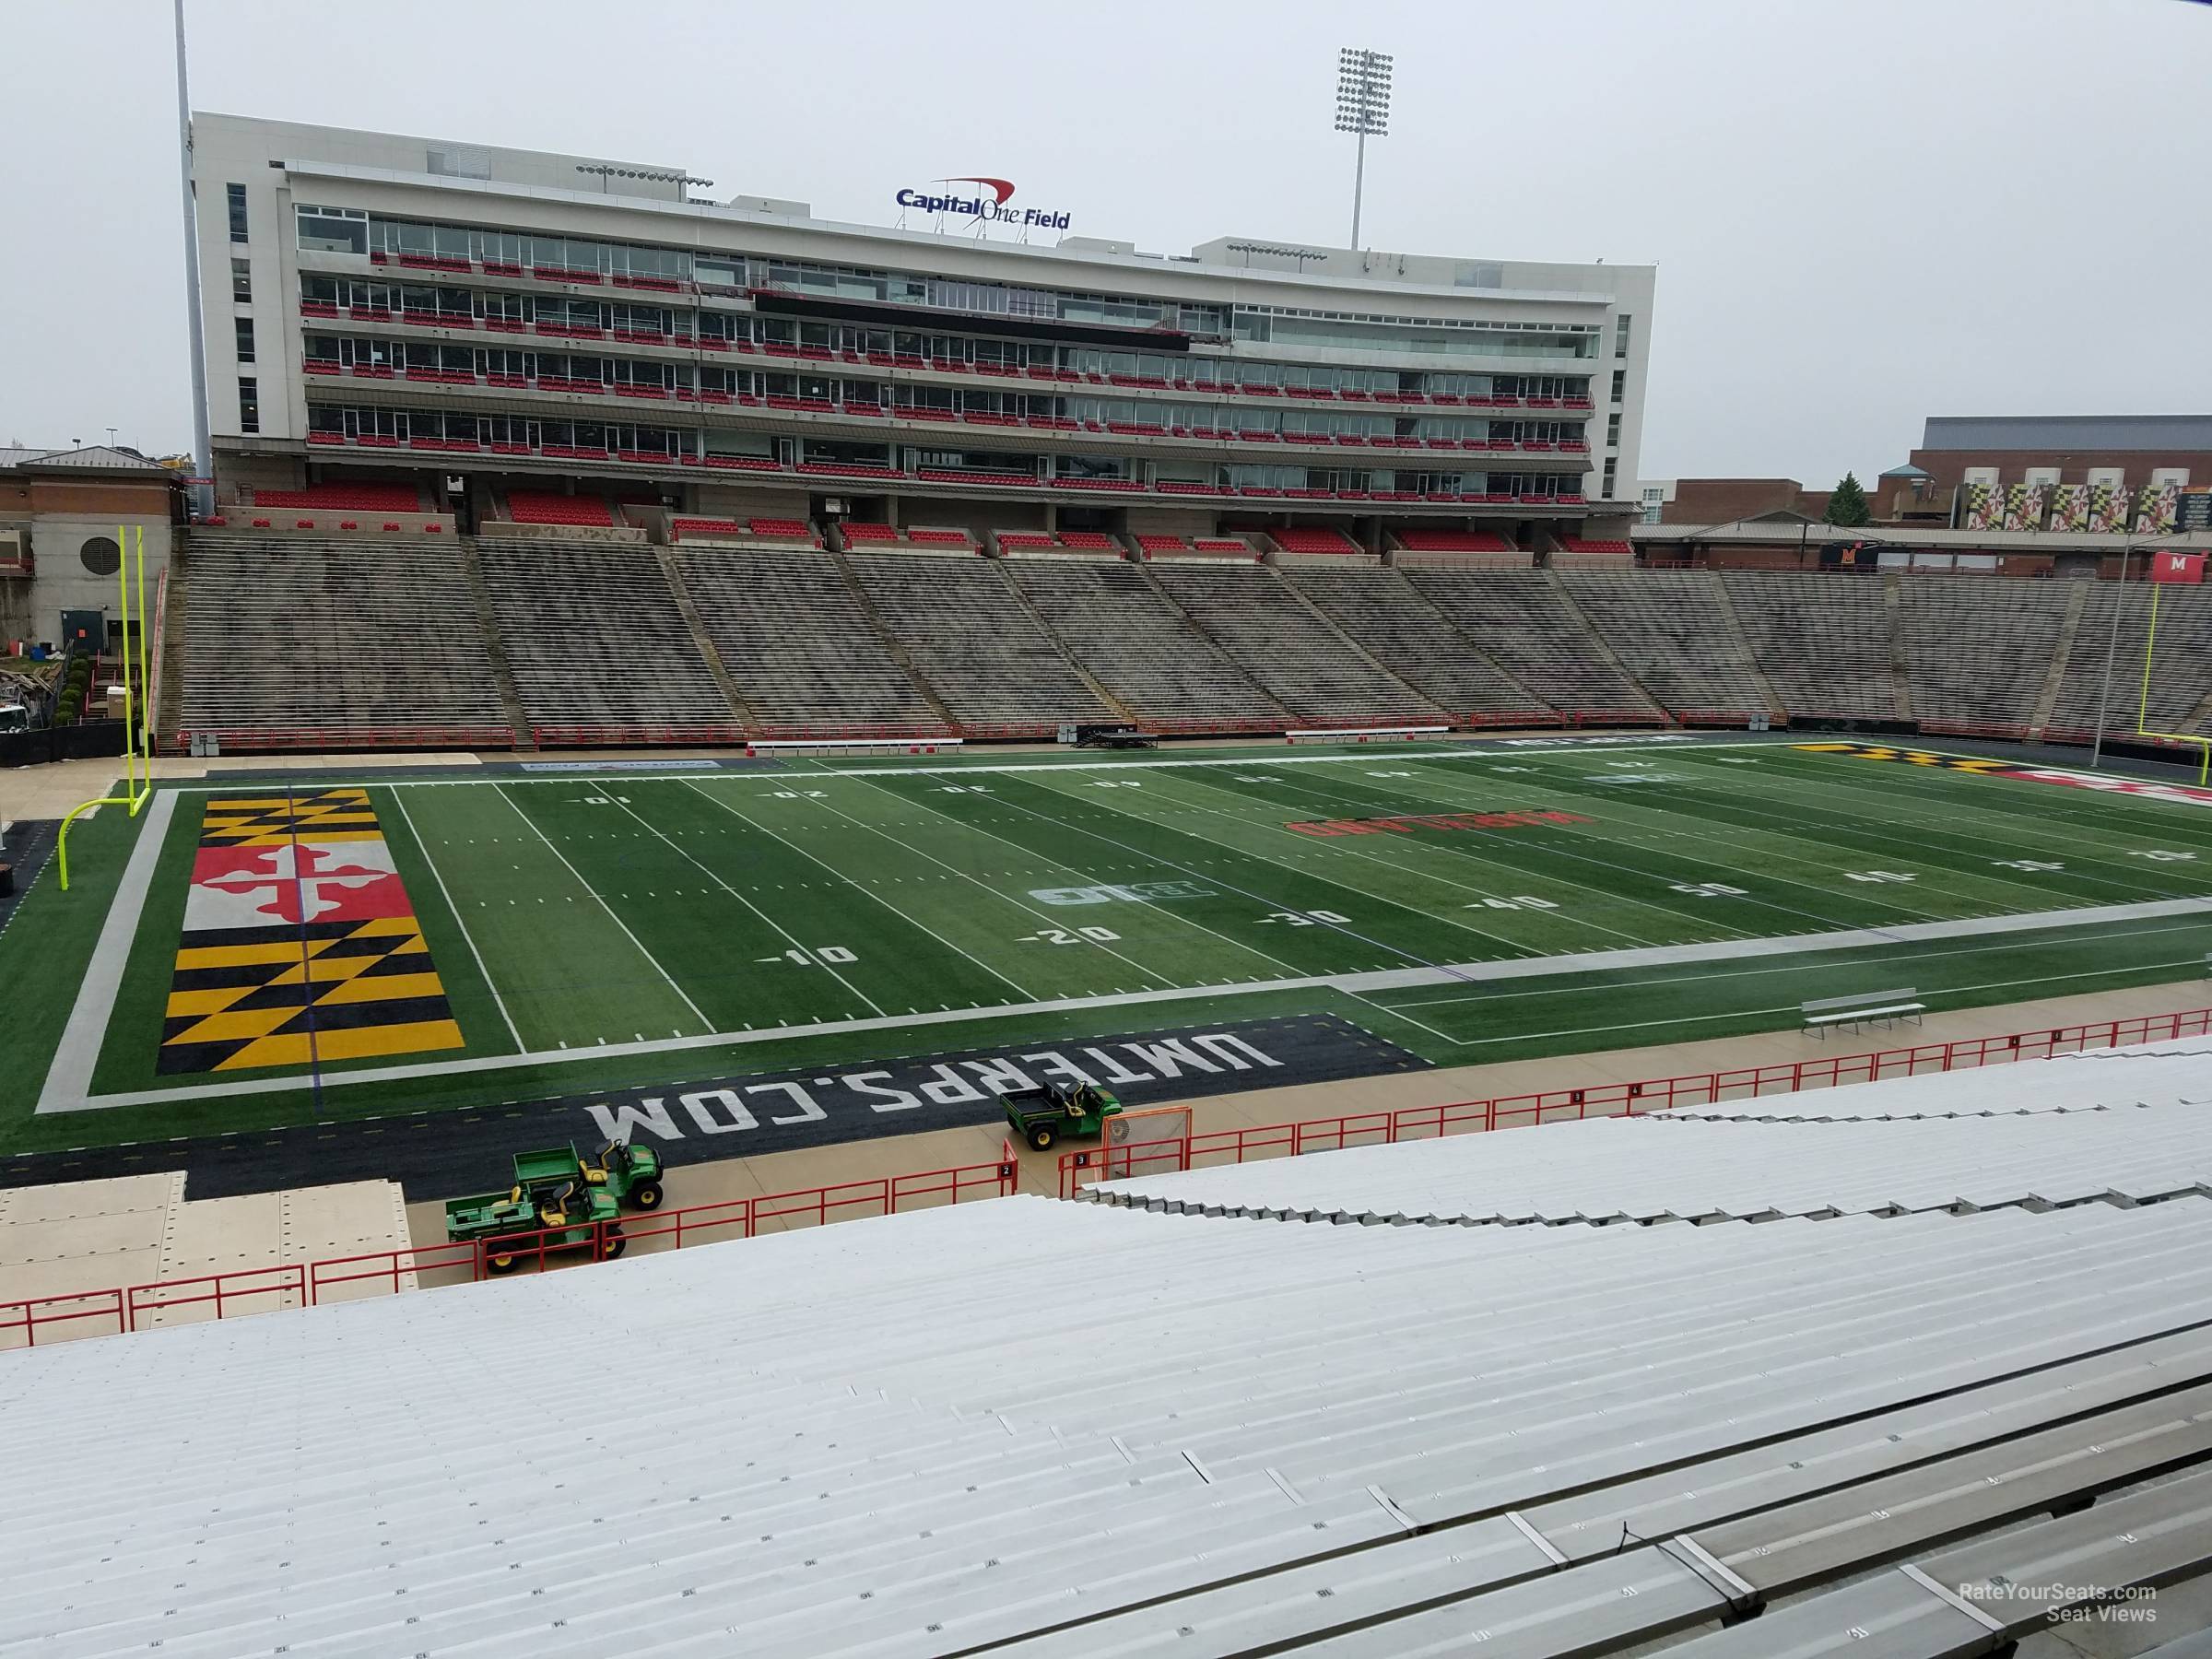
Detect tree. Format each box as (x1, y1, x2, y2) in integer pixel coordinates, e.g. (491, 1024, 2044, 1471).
(1824, 472, 1873, 526)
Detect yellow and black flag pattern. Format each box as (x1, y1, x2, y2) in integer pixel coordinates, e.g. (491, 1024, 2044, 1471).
(159, 790, 465, 1074)
(1793, 743, 2013, 775)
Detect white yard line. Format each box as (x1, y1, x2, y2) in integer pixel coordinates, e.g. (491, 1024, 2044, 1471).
(670, 780, 1012, 1008)
(387, 789, 524, 1054)
(706, 775, 1181, 994)
(822, 765, 1306, 979)
(42, 890, 2212, 1113)
(34, 791, 177, 1115)
(491, 783, 712, 1031)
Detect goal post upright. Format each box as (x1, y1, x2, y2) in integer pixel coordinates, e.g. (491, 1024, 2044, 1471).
(56, 524, 154, 890)
(2136, 581, 2212, 787)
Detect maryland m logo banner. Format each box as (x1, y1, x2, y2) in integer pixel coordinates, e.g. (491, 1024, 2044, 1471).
(159, 790, 464, 1074)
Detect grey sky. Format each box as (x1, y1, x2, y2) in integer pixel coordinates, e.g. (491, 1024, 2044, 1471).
(3, 0, 2205, 486)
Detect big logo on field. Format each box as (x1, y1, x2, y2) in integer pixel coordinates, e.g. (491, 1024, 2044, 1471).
(1794, 742, 2012, 773)
(158, 790, 464, 1075)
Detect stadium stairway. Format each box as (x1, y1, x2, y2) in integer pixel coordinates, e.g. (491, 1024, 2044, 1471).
(655, 546, 759, 729)
(453, 534, 532, 747)
(1541, 571, 1673, 720)
(152, 539, 187, 746)
(1884, 571, 1916, 721)
(824, 543, 959, 730)
(1266, 565, 1458, 723)
(1703, 571, 1788, 717)
(1141, 560, 1450, 726)
(1286, 564, 1558, 719)
(2028, 579, 2091, 735)
(983, 557, 1140, 727)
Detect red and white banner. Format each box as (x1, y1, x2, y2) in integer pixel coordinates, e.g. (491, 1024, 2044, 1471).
(2149, 551, 2205, 584)
(2008, 769, 2212, 809)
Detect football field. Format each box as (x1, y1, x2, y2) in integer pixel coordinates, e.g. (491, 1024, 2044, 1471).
(12, 735, 2212, 1152)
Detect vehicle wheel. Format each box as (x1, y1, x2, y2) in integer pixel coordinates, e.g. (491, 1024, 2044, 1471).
(1107, 1118, 1131, 1143)
(602, 1228, 627, 1261)
(485, 1250, 521, 1277)
(1027, 1124, 1056, 1151)
(629, 1180, 663, 1210)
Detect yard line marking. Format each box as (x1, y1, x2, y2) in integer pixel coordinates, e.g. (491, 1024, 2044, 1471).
(1207, 761, 1753, 941)
(1044, 767, 1535, 958)
(676, 780, 1028, 1005)
(710, 777, 1180, 994)
(823, 766, 1304, 978)
(974, 771, 1462, 979)
(1426, 953, 2212, 1048)
(50, 893, 2212, 1113)
(601, 789, 892, 1017)
(1379, 758, 1939, 936)
(1383, 917, 2212, 1011)
(488, 783, 712, 1032)
(1157, 769, 1655, 953)
(1704, 749, 2212, 891)
(389, 789, 524, 1054)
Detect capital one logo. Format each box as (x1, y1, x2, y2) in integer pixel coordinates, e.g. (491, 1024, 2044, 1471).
(895, 175, 1070, 231)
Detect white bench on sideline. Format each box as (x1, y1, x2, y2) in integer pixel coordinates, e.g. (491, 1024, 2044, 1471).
(1803, 988, 1925, 1038)
(741, 736, 964, 759)
(1285, 725, 1450, 745)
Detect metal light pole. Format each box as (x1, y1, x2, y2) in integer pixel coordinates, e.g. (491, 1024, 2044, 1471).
(174, 0, 213, 518)
(2089, 544, 2142, 770)
(1335, 48, 1392, 251)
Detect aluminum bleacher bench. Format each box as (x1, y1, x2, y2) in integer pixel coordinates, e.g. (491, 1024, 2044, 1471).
(1803, 986, 1924, 1036)
(1666, 1461, 2212, 1658)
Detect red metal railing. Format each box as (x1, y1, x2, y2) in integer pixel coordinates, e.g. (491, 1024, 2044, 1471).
(0, 1147, 1018, 1354)
(170, 724, 517, 754)
(1057, 1006, 2212, 1197)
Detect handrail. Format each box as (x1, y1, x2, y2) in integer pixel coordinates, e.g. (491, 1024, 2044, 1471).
(2, 1152, 1018, 1354)
(1056, 1004, 2212, 1197)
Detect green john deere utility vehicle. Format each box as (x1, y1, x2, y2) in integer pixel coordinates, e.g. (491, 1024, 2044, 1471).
(444, 1177, 624, 1276)
(1002, 1081, 1124, 1151)
(500, 1142, 665, 1211)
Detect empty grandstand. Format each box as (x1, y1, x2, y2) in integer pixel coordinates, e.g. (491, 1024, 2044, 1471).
(476, 540, 733, 737)
(163, 539, 2212, 749)
(10, 1039, 2212, 1654)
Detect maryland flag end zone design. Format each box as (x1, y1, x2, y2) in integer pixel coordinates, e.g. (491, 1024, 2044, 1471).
(159, 790, 465, 1074)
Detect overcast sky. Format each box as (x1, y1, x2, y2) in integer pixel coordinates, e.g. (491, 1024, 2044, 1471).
(3, 0, 2205, 484)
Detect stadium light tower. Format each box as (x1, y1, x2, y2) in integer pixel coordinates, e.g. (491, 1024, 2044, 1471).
(1334, 47, 1393, 251)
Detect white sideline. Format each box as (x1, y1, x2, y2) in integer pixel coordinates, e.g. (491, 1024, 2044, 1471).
(35, 790, 178, 1116)
(37, 890, 2212, 1114)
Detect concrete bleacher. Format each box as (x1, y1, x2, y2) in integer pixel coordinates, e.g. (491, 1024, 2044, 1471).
(176, 534, 510, 741)
(1005, 556, 1292, 726)
(1558, 569, 1774, 714)
(2047, 582, 2212, 737)
(9, 1041, 2212, 1654)
(1148, 561, 1450, 725)
(1900, 572, 2076, 727)
(677, 545, 941, 732)
(1406, 569, 1654, 712)
(1284, 565, 1552, 717)
(842, 550, 1116, 729)
(476, 539, 735, 733)
(1721, 571, 1897, 722)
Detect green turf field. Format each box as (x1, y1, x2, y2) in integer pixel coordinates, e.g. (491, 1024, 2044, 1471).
(9, 735, 2212, 1151)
